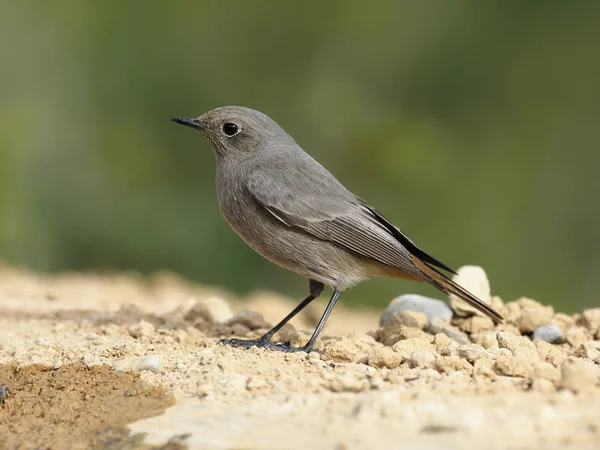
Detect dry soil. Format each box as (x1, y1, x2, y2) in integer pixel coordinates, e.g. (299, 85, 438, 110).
(0, 265, 599, 450)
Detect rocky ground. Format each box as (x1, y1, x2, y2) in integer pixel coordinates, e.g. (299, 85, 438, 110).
(1, 264, 599, 449)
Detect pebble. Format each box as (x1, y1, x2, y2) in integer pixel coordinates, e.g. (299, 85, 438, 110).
(136, 355, 161, 373)
(433, 333, 459, 356)
(581, 308, 600, 335)
(516, 303, 554, 334)
(428, 318, 470, 345)
(497, 332, 540, 361)
(225, 310, 270, 330)
(561, 359, 599, 392)
(456, 315, 495, 333)
(471, 331, 499, 349)
(533, 324, 564, 344)
(493, 356, 533, 379)
(322, 336, 371, 364)
(392, 338, 435, 360)
(367, 346, 403, 369)
(380, 294, 453, 327)
(0, 385, 7, 404)
(184, 296, 233, 324)
(448, 266, 491, 317)
(534, 340, 565, 368)
(574, 343, 600, 360)
(328, 375, 369, 393)
(531, 378, 555, 393)
(409, 350, 436, 368)
(533, 361, 561, 384)
(565, 327, 589, 348)
(433, 356, 473, 374)
(128, 319, 155, 339)
(458, 344, 495, 363)
(391, 310, 427, 330)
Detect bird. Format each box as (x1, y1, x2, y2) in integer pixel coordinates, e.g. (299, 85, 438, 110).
(171, 106, 503, 352)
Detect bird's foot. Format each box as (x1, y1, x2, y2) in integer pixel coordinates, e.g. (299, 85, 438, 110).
(219, 337, 313, 353)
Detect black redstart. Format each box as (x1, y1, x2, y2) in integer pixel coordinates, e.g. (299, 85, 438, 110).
(172, 106, 503, 352)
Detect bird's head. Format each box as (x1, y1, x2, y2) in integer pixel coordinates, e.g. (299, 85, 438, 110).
(171, 106, 295, 160)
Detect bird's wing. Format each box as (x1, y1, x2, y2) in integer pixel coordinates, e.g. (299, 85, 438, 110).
(247, 161, 504, 324)
(247, 162, 424, 278)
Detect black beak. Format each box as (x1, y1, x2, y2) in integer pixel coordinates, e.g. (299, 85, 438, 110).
(171, 117, 205, 131)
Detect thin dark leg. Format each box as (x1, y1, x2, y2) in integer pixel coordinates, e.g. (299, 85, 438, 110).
(301, 290, 342, 352)
(220, 280, 324, 351)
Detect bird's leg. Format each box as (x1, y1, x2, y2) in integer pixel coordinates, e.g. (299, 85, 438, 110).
(300, 290, 342, 353)
(220, 280, 324, 351)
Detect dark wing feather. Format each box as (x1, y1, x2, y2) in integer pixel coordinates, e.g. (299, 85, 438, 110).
(359, 201, 457, 274)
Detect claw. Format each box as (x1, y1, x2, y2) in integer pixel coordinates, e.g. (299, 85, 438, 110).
(219, 337, 313, 353)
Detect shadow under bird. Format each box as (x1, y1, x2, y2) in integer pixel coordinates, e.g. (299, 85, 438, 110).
(172, 106, 503, 353)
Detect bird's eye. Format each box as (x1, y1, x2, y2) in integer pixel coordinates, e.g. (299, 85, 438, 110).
(222, 122, 240, 137)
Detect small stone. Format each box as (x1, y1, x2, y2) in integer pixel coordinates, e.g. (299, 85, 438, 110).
(328, 375, 369, 393)
(516, 304, 554, 334)
(535, 340, 565, 368)
(458, 344, 495, 363)
(136, 355, 160, 373)
(575, 343, 600, 361)
(471, 331, 499, 349)
(533, 324, 564, 344)
(367, 346, 403, 369)
(225, 310, 270, 330)
(322, 336, 372, 364)
(114, 358, 136, 372)
(490, 296, 506, 314)
(504, 302, 522, 323)
(409, 350, 436, 368)
(390, 310, 427, 330)
(493, 356, 533, 378)
(551, 313, 575, 333)
(434, 333, 459, 356)
(273, 323, 297, 343)
(397, 327, 430, 341)
(533, 361, 561, 384)
(448, 266, 491, 317)
(495, 324, 522, 336)
(0, 385, 8, 405)
(433, 356, 473, 374)
(428, 318, 470, 345)
(456, 315, 495, 333)
(516, 297, 542, 308)
(391, 338, 435, 360)
(565, 327, 589, 348)
(380, 294, 453, 327)
(531, 378, 555, 393)
(561, 359, 599, 392)
(174, 329, 187, 343)
(581, 308, 600, 335)
(185, 297, 233, 324)
(128, 320, 155, 339)
(378, 313, 429, 346)
(473, 357, 496, 378)
(497, 332, 539, 360)
(229, 323, 251, 336)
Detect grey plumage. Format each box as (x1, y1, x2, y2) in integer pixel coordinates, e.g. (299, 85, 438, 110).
(172, 106, 503, 352)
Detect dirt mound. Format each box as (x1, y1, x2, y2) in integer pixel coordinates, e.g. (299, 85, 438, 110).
(0, 363, 174, 449)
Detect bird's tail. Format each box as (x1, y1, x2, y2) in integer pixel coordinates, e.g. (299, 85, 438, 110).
(411, 256, 504, 324)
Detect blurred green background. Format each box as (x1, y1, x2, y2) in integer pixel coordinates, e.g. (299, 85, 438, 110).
(1, 1, 599, 312)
